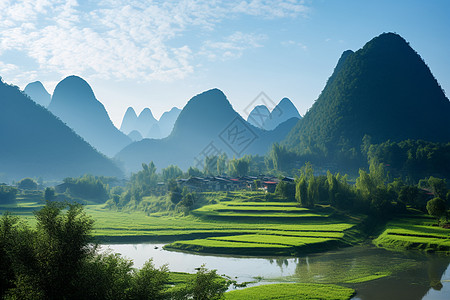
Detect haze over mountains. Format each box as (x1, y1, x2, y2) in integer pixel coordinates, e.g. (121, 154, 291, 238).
(120, 106, 181, 139)
(0, 78, 122, 181)
(48, 76, 131, 157)
(283, 33, 450, 160)
(247, 98, 301, 130)
(1, 32, 449, 181)
(116, 88, 298, 173)
(23, 81, 51, 107)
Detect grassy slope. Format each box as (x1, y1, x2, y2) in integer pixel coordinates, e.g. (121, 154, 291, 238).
(374, 211, 450, 252)
(0, 191, 360, 256)
(225, 283, 355, 300)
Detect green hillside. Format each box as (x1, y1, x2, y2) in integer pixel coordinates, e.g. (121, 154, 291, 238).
(283, 33, 450, 165)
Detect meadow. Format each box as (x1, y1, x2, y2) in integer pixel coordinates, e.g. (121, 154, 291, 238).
(224, 283, 355, 300)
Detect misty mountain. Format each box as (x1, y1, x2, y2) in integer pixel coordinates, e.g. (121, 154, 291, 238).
(116, 89, 297, 173)
(135, 108, 157, 138)
(283, 32, 450, 160)
(248, 99, 301, 130)
(0, 78, 122, 181)
(157, 107, 181, 138)
(48, 76, 131, 157)
(120, 107, 138, 135)
(247, 105, 271, 128)
(120, 106, 181, 139)
(23, 81, 51, 107)
(128, 130, 143, 142)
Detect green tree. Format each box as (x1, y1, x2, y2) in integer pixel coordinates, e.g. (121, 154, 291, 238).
(33, 202, 95, 299)
(187, 167, 203, 177)
(228, 157, 250, 177)
(295, 178, 308, 207)
(182, 265, 229, 300)
(44, 187, 56, 201)
(162, 165, 183, 181)
(17, 178, 38, 190)
(0, 185, 18, 203)
(204, 156, 218, 176)
(275, 181, 296, 201)
(129, 259, 169, 300)
(426, 197, 447, 224)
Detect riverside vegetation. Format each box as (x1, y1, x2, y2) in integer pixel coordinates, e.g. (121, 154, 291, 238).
(1, 157, 449, 299)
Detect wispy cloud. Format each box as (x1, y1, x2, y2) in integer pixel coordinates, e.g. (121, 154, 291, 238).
(0, 0, 310, 84)
(201, 32, 267, 61)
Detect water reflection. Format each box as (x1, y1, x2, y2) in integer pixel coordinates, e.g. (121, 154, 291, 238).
(102, 243, 449, 299)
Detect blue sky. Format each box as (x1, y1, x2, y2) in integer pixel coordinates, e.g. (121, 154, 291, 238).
(1, 0, 449, 127)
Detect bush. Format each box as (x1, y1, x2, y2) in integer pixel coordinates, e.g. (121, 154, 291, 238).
(17, 178, 38, 190)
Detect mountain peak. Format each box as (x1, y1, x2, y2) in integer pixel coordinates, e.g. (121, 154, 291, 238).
(23, 81, 51, 107)
(284, 32, 450, 160)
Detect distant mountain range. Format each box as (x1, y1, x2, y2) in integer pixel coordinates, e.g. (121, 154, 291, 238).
(120, 106, 181, 139)
(0, 78, 122, 181)
(283, 32, 450, 160)
(116, 89, 298, 173)
(48, 76, 131, 157)
(23, 81, 51, 107)
(247, 98, 301, 130)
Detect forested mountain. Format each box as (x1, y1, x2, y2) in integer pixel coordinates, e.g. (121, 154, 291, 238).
(116, 89, 297, 173)
(48, 76, 131, 157)
(0, 78, 122, 181)
(23, 81, 51, 107)
(247, 99, 301, 130)
(283, 33, 450, 163)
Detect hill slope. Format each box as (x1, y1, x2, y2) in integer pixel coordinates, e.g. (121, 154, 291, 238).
(283, 33, 450, 160)
(48, 76, 131, 157)
(0, 78, 122, 181)
(116, 89, 296, 173)
(23, 81, 51, 107)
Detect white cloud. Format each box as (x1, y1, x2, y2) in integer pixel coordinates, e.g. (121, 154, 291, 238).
(201, 32, 267, 61)
(282, 40, 307, 50)
(0, 0, 310, 84)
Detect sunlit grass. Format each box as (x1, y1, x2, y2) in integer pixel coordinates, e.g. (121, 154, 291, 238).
(225, 283, 355, 300)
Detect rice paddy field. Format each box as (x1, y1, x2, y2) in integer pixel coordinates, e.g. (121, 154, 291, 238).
(224, 283, 355, 300)
(373, 213, 450, 252)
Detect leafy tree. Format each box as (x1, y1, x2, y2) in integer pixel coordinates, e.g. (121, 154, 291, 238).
(426, 197, 447, 224)
(275, 181, 296, 201)
(0, 185, 18, 203)
(295, 178, 308, 207)
(180, 265, 230, 300)
(44, 187, 56, 201)
(77, 252, 133, 300)
(228, 157, 250, 177)
(187, 167, 203, 177)
(168, 179, 182, 205)
(17, 178, 38, 190)
(129, 259, 169, 300)
(162, 165, 183, 181)
(33, 202, 96, 299)
(204, 156, 218, 176)
(216, 153, 228, 175)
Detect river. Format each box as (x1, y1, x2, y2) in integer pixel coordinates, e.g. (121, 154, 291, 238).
(101, 243, 449, 300)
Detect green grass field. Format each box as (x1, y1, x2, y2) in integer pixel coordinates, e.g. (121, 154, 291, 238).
(225, 283, 355, 300)
(0, 191, 359, 256)
(373, 212, 450, 253)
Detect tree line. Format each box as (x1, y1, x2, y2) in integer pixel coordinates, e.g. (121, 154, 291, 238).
(0, 202, 229, 300)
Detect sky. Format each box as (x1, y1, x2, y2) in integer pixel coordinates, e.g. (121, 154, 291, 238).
(1, 0, 449, 127)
